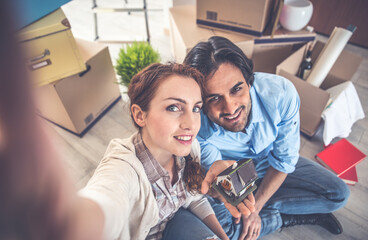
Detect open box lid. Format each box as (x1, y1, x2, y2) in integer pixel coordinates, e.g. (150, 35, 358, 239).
(278, 69, 330, 136)
(276, 40, 362, 137)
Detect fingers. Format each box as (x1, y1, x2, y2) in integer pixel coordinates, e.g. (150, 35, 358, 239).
(238, 212, 262, 240)
(245, 227, 255, 240)
(245, 226, 260, 240)
(253, 228, 260, 240)
(200, 171, 214, 194)
(223, 200, 241, 219)
(242, 198, 256, 213)
(235, 195, 256, 217)
(201, 160, 236, 195)
(237, 202, 251, 217)
(247, 193, 256, 205)
(238, 219, 249, 240)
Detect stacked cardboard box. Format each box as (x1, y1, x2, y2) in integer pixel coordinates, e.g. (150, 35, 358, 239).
(197, 0, 276, 37)
(169, 5, 315, 73)
(18, 8, 121, 136)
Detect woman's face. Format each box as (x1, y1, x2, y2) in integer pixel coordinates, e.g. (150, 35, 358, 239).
(140, 75, 202, 160)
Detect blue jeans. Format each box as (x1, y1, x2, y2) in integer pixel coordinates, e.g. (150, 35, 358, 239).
(162, 208, 219, 240)
(163, 157, 350, 239)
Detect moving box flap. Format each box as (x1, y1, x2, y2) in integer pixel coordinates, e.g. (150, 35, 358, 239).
(75, 38, 106, 62)
(254, 43, 303, 73)
(278, 69, 330, 137)
(18, 8, 70, 42)
(276, 43, 306, 76)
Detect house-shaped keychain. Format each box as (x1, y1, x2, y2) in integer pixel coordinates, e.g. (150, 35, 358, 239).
(212, 158, 258, 206)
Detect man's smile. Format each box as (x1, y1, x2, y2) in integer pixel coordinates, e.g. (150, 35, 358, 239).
(220, 106, 244, 122)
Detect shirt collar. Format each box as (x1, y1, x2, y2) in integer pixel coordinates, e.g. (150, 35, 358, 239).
(198, 84, 265, 137)
(245, 85, 264, 129)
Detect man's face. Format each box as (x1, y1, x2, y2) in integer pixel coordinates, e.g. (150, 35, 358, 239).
(204, 63, 251, 132)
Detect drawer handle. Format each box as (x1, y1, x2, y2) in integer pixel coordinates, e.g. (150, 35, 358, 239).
(29, 49, 50, 62)
(79, 64, 91, 77)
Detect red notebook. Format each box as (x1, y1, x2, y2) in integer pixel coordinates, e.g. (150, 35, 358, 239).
(339, 166, 358, 185)
(315, 139, 366, 176)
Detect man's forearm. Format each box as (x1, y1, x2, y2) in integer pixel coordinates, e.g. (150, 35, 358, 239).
(254, 166, 287, 212)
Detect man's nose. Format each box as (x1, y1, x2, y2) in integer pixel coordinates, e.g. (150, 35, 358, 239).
(221, 96, 236, 115)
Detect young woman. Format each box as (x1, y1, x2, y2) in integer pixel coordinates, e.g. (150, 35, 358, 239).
(0, 2, 227, 239)
(79, 63, 229, 240)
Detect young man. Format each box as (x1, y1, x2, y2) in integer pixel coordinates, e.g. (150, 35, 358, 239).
(183, 36, 350, 239)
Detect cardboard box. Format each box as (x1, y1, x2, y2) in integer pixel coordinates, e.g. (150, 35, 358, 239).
(18, 8, 86, 86)
(35, 39, 121, 136)
(169, 5, 315, 73)
(276, 41, 362, 137)
(197, 0, 276, 36)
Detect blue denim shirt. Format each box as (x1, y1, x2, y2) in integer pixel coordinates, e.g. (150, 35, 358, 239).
(197, 72, 300, 178)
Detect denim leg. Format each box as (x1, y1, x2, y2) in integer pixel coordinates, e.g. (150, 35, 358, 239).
(259, 156, 350, 236)
(208, 197, 242, 240)
(162, 208, 218, 240)
(208, 157, 350, 238)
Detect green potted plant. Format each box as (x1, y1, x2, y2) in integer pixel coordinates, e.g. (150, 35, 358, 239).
(115, 42, 160, 88)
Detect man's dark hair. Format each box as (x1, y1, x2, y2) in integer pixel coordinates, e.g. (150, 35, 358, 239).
(183, 36, 254, 87)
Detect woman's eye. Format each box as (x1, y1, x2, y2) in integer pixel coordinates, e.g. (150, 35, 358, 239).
(193, 106, 201, 113)
(167, 105, 180, 112)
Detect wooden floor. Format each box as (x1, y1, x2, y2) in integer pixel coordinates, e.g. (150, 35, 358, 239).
(48, 0, 368, 239)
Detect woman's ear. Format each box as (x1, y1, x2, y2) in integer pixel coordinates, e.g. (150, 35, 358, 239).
(131, 104, 146, 127)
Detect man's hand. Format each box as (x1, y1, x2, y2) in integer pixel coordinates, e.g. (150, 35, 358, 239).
(201, 160, 256, 219)
(238, 211, 261, 240)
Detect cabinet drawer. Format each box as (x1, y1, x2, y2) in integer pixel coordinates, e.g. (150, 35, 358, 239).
(22, 29, 85, 86)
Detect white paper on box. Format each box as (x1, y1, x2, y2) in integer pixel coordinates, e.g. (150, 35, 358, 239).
(306, 27, 353, 87)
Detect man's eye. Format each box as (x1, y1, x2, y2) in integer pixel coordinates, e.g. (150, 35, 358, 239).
(167, 105, 179, 112)
(231, 87, 241, 94)
(208, 96, 219, 103)
(193, 106, 201, 113)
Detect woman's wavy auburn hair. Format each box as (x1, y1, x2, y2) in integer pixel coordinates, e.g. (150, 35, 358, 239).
(127, 62, 206, 193)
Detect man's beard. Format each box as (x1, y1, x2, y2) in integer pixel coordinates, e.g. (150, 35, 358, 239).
(209, 103, 251, 132)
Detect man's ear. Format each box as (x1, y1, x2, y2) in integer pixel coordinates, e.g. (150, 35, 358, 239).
(131, 104, 146, 127)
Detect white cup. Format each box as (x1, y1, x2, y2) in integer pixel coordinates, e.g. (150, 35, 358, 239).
(279, 0, 313, 31)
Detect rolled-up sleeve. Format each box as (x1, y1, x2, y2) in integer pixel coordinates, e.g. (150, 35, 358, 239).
(268, 79, 300, 173)
(182, 194, 214, 220)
